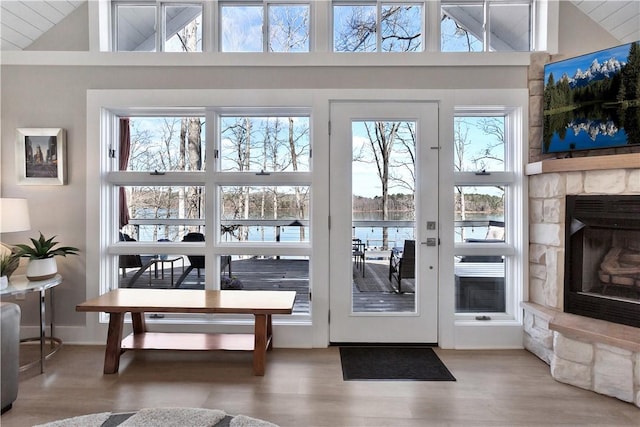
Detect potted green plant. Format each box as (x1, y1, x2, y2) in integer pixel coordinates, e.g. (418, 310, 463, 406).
(0, 252, 20, 289)
(14, 232, 79, 281)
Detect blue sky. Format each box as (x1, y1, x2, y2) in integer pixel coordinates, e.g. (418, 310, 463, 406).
(352, 117, 505, 198)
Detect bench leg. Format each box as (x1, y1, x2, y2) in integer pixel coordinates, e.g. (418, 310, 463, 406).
(266, 314, 273, 350)
(104, 312, 125, 374)
(253, 314, 269, 376)
(131, 312, 146, 334)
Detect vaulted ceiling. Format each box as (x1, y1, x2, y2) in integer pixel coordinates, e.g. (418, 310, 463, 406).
(570, 0, 639, 44)
(1, 1, 83, 50)
(0, 1, 638, 52)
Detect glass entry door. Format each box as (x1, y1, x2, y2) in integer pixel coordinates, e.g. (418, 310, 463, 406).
(329, 102, 439, 343)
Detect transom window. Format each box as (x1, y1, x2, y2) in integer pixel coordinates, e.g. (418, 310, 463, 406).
(333, 2, 423, 52)
(113, 1, 203, 52)
(441, 1, 531, 52)
(110, 0, 534, 53)
(220, 2, 310, 52)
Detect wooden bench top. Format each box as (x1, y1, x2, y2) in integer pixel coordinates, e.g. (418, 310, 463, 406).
(76, 288, 296, 315)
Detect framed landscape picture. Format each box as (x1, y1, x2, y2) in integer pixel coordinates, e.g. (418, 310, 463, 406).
(16, 128, 67, 185)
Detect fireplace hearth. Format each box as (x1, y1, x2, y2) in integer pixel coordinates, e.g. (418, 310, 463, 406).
(565, 195, 640, 328)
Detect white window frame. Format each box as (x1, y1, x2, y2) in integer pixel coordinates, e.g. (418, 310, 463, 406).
(86, 88, 528, 349)
(112, 0, 205, 52)
(441, 0, 533, 52)
(99, 105, 314, 324)
(104, 0, 539, 53)
(452, 106, 525, 322)
(219, 1, 313, 52)
(331, 0, 426, 53)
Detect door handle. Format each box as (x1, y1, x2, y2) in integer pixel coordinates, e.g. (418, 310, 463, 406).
(421, 238, 437, 246)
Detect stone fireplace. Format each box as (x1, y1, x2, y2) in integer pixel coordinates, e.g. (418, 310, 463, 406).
(523, 166, 640, 408)
(521, 53, 640, 408)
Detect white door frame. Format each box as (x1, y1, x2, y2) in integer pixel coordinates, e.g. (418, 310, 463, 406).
(329, 101, 439, 343)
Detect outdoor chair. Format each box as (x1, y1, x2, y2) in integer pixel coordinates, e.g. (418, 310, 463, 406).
(118, 232, 142, 278)
(174, 232, 232, 288)
(352, 238, 366, 277)
(389, 239, 415, 293)
(119, 233, 178, 287)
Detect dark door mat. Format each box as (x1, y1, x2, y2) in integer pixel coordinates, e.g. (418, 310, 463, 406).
(339, 346, 456, 381)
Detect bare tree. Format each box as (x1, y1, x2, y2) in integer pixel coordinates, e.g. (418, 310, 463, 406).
(179, 21, 204, 230)
(173, 13, 201, 52)
(288, 117, 306, 240)
(221, 118, 253, 241)
(454, 117, 505, 241)
(336, 6, 420, 248)
(269, 6, 309, 52)
(361, 122, 399, 248)
(454, 120, 471, 241)
(472, 118, 505, 171)
(389, 122, 416, 196)
(381, 5, 422, 52)
(334, 5, 421, 52)
(220, 115, 309, 242)
(336, 6, 376, 52)
(441, 14, 481, 52)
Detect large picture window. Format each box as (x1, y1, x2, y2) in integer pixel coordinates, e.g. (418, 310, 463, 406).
(107, 109, 312, 316)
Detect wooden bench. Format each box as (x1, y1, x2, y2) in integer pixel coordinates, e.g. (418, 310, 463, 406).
(76, 289, 296, 376)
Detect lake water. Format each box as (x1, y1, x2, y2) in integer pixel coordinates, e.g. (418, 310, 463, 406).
(134, 211, 502, 247)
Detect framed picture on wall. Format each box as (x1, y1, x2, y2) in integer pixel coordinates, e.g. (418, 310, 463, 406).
(16, 128, 67, 185)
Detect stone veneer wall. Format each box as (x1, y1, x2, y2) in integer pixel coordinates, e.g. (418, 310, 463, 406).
(525, 171, 640, 407)
(523, 53, 640, 408)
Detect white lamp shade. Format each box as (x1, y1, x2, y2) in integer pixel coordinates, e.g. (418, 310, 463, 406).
(0, 198, 31, 233)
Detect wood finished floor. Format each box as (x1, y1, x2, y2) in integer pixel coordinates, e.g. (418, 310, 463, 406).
(2, 345, 638, 426)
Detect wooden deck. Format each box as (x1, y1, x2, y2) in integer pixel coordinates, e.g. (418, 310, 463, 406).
(119, 257, 415, 313)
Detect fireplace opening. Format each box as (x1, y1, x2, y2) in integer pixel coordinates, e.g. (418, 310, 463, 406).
(565, 195, 640, 328)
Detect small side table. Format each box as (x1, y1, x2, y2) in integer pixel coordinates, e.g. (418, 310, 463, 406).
(0, 274, 63, 373)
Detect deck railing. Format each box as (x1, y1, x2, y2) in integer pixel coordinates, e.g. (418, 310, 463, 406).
(124, 218, 504, 246)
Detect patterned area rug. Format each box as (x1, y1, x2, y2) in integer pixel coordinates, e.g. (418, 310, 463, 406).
(34, 407, 279, 427)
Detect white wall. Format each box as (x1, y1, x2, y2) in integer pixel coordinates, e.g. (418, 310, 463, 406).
(555, 1, 621, 59)
(0, 63, 527, 331)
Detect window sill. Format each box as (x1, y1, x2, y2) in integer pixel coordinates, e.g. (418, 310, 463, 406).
(1, 50, 533, 67)
(454, 317, 520, 326)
